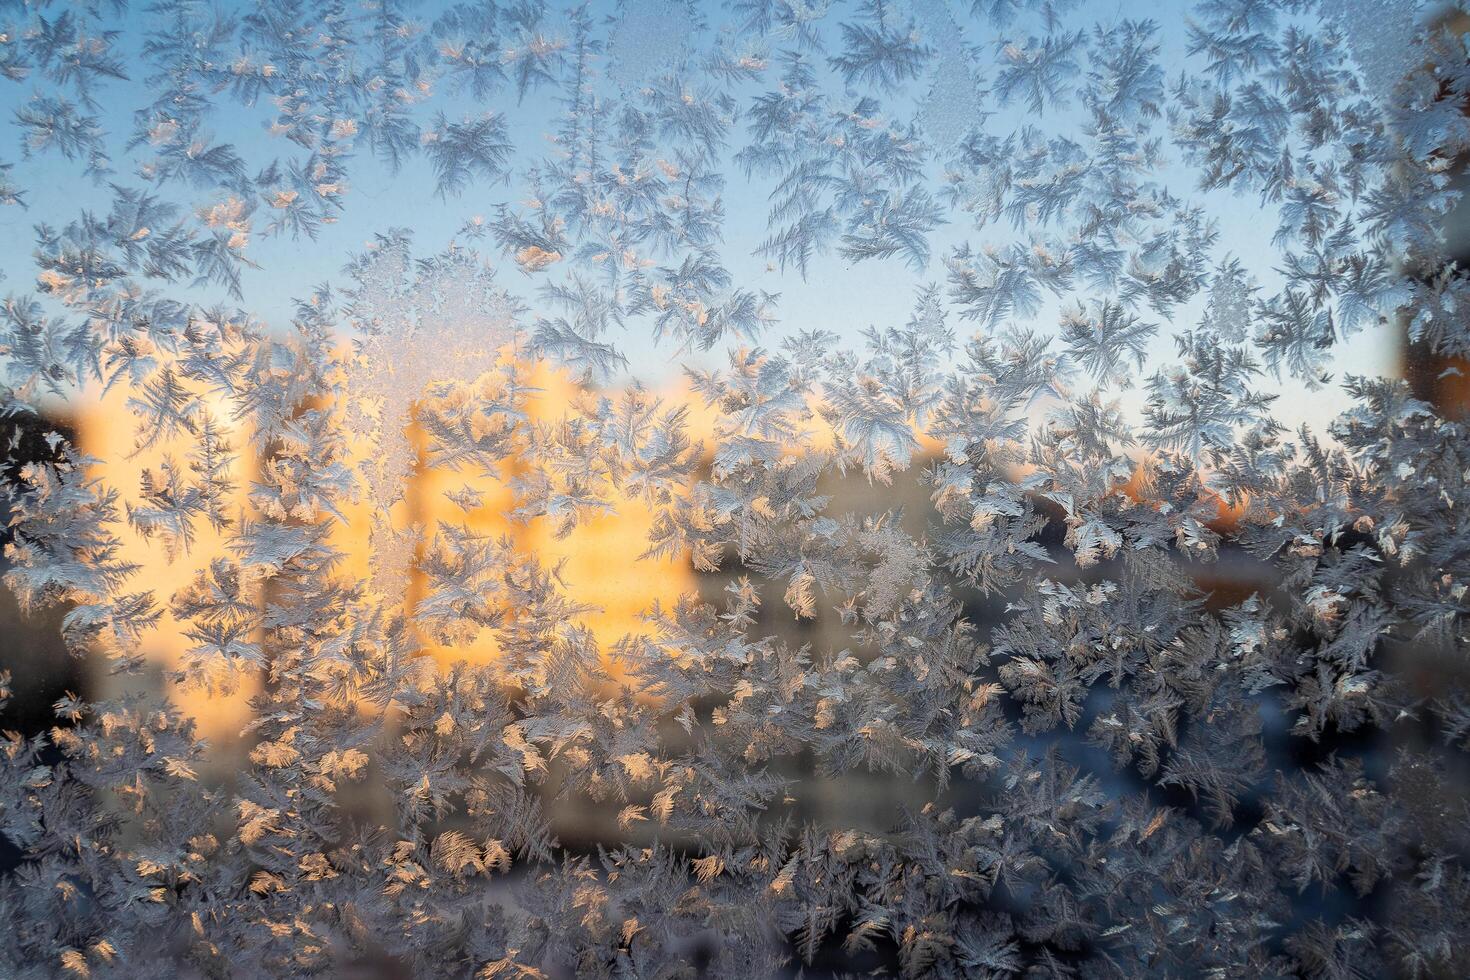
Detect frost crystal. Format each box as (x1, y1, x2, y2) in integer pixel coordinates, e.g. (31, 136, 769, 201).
(1, 0, 1469, 977)
(344, 235, 520, 594)
(913, 0, 986, 149)
(606, 0, 698, 91)
(1330, 0, 1423, 100)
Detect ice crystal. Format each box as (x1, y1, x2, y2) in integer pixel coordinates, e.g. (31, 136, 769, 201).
(606, 0, 699, 91)
(343, 234, 521, 594)
(0, 0, 1467, 977)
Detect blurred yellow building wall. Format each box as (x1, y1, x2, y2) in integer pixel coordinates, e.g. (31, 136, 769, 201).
(75, 360, 704, 749)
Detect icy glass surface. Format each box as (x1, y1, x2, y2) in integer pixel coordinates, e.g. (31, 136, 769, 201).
(0, 0, 1467, 976)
